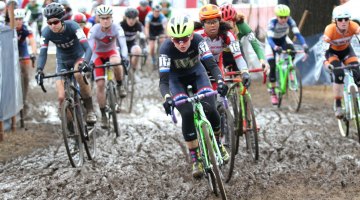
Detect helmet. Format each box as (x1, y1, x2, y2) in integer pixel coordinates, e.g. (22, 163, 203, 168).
(125, 7, 139, 18)
(220, 3, 237, 21)
(332, 6, 351, 20)
(139, 0, 149, 7)
(14, 9, 26, 19)
(0, 1, 6, 10)
(152, 4, 162, 11)
(71, 12, 86, 23)
(96, 5, 113, 16)
(274, 4, 290, 17)
(167, 15, 194, 38)
(199, 4, 221, 21)
(44, 3, 65, 20)
(78, 6, 87, 13)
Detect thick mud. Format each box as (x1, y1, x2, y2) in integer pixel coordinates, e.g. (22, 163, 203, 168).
(1, 57, 360, 199)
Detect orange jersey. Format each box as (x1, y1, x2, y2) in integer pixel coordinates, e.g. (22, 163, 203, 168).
(323, 21, 360, 51)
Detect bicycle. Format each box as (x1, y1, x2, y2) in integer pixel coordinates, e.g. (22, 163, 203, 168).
(94, 62, 122, 137)
(330, 64, 360, 142)
(221, 68, 265, 182)
(171, 87, 227, 200)
(272, 49, 303, 112)
(38, 68, 96, 167)
(117, 53, 147, 113)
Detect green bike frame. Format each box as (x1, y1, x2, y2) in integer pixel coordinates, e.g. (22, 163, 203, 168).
(276, 52, 298, 95)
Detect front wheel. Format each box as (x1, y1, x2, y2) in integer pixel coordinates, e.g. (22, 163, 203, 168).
(243, 95, 259, 161)
(286, 66, 302, 112)
(202, 124, 227, 200)
(107, 81, 120, 137)
(60, 100, 84, 167)
(350, 87, 360, 142)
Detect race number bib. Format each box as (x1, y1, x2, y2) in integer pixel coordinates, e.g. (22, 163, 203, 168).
(228, 41, 241, 53)
(198, 40, 211, 55)
(159, 54, 171, 68)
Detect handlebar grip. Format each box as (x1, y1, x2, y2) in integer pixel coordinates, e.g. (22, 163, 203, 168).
(171, 107, 177, 124)
(40, 83, 47, 93)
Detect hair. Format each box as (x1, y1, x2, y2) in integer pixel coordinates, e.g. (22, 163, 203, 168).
(235, 13, 245, 24)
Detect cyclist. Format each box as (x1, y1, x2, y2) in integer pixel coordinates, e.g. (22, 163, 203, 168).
(144, 4, 167, 67)
(25, 0, 43, 37)
(120, 7, 145, 70)
(15, 8, 37, 114)
(265, 4, 308, 105)
(160, 15, 228, 178)
(323, 6, 360, 119)
(220, 3, 270, 73)
(72, 12, 89, 37)
(137, 0, 151, 26)
(159, 0, 171, 18)
(88, 5, 129, 129)
(35, 3, 97, 124)
(195, 4, 250, 89)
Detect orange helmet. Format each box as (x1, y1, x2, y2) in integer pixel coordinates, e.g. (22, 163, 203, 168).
(199, 4, 221, 21)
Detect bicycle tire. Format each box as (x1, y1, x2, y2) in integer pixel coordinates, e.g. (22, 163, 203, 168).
(350, 87, 360, 142)
(227, 84, 241, 155)
(60, 100, 84, 167)
(286, 67, 302, 112)
(82, 123, 96, 160)
(243, 95, 259, 161)
(198, 135, 217, 195)
(107, 81, 120, 137)
(202, 124, 227, 200)
(337, 99, 349, 137)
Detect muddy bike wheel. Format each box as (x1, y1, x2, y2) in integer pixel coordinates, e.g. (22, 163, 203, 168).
(220, 103, 236, 183)
(198, 132, 217, 194)
(107, 81, 120, 137)
(202, 124, 227, 200)
(243, 95, 259, 161)
(336, 100, 349, 137)
(350, 87, 360, 142)
(286, 67, 302, 112)
(227, 85, 242, 153)
(82, 124, 96, 160)
(60, 100, 84, 167)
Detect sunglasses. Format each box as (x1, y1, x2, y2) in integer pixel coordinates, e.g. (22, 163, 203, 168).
(337, 18, 349, 22)
(204, 19, 219, 25)
(279, 16, 288, 19)
(47, 19, 61, 26)
(172, 35, 191, 44)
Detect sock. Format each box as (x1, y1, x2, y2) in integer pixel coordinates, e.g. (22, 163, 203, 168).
(100, 107, 106, 117)
(189, 147, 200, 162)
(335, 99, 342, 107)
(271, 87, 276, 95)
(117, 80, 122, 86)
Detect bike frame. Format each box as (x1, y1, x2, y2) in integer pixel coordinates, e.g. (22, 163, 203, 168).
(342, 69, 359, 120)
(275, 51, 297, 95)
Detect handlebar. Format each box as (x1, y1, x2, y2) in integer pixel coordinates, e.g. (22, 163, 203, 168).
(38, 69, 84, 93)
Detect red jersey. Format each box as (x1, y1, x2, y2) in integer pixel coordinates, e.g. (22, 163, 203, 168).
(137, 6, 151, 25)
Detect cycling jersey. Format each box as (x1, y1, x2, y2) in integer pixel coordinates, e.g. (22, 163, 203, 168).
(195, 28, 248, 72)
(120, 20, 143, 52)
(267, 17, 306, 49)
(159, 33, 222, 99)
(137, 6, 151, 25)
(88, 23, 128, 59)
(16, 24, 33, 59)
(323, 21, 360, 51)
(26, 3, 42, 15)
(145, 12, 166, 39)
(37, 20, 92, 71)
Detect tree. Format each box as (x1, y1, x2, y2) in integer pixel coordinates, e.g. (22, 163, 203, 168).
(288, 0, 339, 36)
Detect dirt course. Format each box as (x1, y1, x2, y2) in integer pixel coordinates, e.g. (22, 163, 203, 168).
(1, 55, 360, 200)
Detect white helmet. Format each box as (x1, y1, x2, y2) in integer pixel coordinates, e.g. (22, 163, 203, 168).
(78, 6, 87, 13)
(96, 5, 113, 16)
(0, 1, 6, 10)
(332, 6, 351, 20)
(14, 9, 26, 19)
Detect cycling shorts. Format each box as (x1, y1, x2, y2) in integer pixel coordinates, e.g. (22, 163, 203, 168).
(93, 49, 120, 80)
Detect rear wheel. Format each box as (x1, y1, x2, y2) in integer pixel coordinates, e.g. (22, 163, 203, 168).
(350, 87, 360, 142)
(336, 99, 349, 137)
(286, 66, 302, 112)
(243, 95, 259, 161)
(119, 67, 135, 113)
(83, 124, 96, 160)
(202, 124, 227, 200)
(107, 81, 120, 137)
(60, 100, 84, 167)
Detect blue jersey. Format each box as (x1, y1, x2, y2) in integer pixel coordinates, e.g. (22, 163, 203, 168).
(16, 24, 32, 58)
(145, 12, 167, 34)
(37, 20, 92, 70)
(267, 17, 306, 48)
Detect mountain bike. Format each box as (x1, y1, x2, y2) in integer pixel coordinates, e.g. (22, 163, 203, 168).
(171, 87, 227, 200)
(273, 49, 303, 112)
(330, 64, 360, 142)
(117, 53, 147, 113)
(94, 62, 122, 137)
(38, 69, 96, 167)
(221, 68, 264, 182)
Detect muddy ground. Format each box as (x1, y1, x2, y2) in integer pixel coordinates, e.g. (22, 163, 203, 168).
(1, 55, 360, 200)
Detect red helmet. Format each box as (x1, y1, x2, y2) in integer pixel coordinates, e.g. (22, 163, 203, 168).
(220, 3, 237, 21)
(71, 12, 86, 24)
